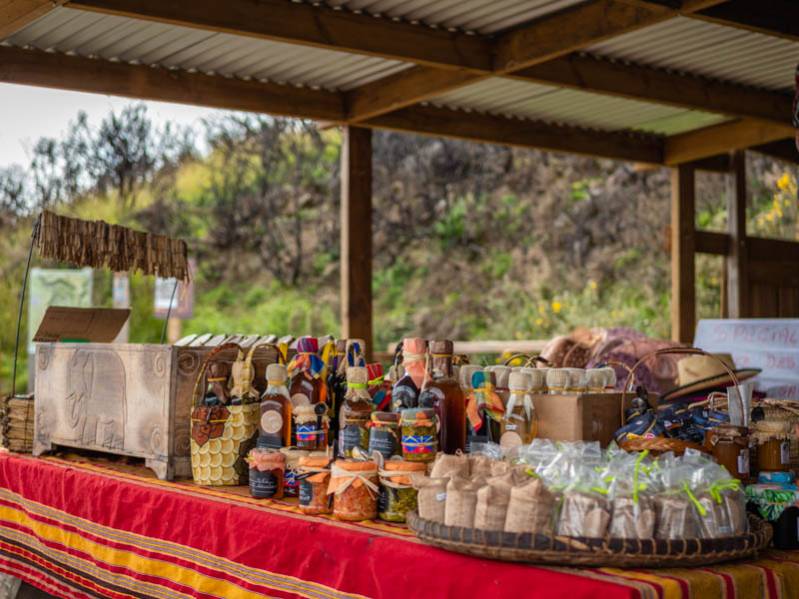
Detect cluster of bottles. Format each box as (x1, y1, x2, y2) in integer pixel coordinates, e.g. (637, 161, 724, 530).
(243, 335, 541, 459)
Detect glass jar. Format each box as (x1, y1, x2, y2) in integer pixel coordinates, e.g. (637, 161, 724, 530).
(378, 460, 427, 522)
(293, 404, 328, 450)
(339, 367, 373, 457)
(298, 456, 332, 515)
(279, 447, 309, 497)
(400, 408, 438, 463)
(246, 449, 286, 499)
(368, 412, 401, 459)
(328, 460, 379, 521)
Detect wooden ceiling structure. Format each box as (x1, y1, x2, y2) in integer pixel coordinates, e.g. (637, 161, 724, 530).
(2, 0, 799, 351)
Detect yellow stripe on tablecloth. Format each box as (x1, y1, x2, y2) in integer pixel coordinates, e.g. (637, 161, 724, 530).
(599, 567, 691, 599)
(0, 503, 359, 599)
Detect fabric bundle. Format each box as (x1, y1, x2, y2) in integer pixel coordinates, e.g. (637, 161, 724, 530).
(35, 211, 190, 281)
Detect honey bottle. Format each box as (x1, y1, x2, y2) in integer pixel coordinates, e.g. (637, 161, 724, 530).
(419, 339, 465, 454)
(500, 371, 538, 450)
(258, 363, 292, 449)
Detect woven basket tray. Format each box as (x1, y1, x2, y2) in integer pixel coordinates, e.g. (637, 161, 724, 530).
(407, 512, 772, 568)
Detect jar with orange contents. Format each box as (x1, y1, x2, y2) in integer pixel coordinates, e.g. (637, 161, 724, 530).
(298, 456, 333, 515)
(327, 460, 379, 521)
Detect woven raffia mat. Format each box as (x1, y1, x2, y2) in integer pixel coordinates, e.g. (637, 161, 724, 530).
(35, 211, 190, 281)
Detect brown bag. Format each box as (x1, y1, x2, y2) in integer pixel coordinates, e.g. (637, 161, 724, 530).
(468, 454, 494, 479)
(414, 476, 449, 523)
(655, 495, 700, 539)
(609, 495, 656, 539)
(444, 475, 484, 528)
(430, 453, 469, 479)
(504, 478, 556, 534)
(474, 473, 514, 531)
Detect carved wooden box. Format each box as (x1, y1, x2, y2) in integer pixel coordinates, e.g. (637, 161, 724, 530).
(33, 342, 211, 480)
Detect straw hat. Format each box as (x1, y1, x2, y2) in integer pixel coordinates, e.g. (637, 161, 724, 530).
(660, 353, 760, 402)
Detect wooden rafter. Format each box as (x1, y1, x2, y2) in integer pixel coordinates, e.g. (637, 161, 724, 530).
(693, 0, 799, 41)
(664, 119, 793, 164)
(367, 104, 663, 164)
(66, 0, 492, 71)
(0, 0, 61, 39)
(0, 46, 345, 121)
(513, 53, 792, 127)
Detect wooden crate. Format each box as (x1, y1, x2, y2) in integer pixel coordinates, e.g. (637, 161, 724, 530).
(33, 340, 278, 480)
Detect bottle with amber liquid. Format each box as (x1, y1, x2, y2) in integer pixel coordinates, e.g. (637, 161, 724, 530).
(391, 338, 427, 411)
(419, 339, 465, 454)
(339, 366, 373, 457)
(288, 336, 326, 409)
(258, 363, 292, 449)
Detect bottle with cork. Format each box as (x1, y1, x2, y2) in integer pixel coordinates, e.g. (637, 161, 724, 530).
(339, 366, 373, 457)
(258, 363, 292, 449)
(419, 339, 466, 454)
(287, 336, 326, 409)
(501, 371, 538, 450)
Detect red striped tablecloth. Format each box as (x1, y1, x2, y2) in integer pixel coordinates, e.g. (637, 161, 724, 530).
(0, 453, 796, 599)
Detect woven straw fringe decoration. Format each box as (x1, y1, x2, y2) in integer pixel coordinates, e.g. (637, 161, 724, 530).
(35, 211, 190, 281)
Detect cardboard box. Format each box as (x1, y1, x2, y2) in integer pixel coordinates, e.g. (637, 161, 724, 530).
(533, 392, 626, 447)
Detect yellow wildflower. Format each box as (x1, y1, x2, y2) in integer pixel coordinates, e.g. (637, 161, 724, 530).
(535, 318, 544, 326)
(551, 301, 562, 314)
(777, 173, 792, 191)
(588, 280, 598, 291)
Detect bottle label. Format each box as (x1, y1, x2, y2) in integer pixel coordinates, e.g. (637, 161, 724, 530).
(261, 411, 283, 435)
(401, 434, 435, 455)
(737, 449, 750, 475)
(341, 424, 364, 454)
(249, 471, 277, 498)
(291, 393, 311, 408)
(781, 441, 791, 465)
(368, 428, 397, 458)
(435, 492, 447, 502)
(499, 431, 523, 450)
(299, 479, 313, 506)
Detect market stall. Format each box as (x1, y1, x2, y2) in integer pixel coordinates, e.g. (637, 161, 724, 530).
(0, 453, 796, 599)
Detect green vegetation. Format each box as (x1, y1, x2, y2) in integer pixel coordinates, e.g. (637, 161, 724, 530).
(0, 104, 797, 391)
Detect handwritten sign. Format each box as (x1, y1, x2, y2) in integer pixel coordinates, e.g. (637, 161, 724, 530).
(695, 319, 799, 399)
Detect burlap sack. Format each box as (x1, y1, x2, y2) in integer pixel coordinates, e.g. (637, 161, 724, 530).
(444, 475, 484, 528)
(474, 473, 513, 531)
(609, 495, 656, 539)
(490, 460, 510, 476)
(504, 478, 555, 534)
(558, 491, 611, 538)
(430, 453, 469, 479)
(468, 454, 494, 479)
(413, 476, 449, 523)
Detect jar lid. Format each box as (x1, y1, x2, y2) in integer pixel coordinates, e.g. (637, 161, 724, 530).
(382, 460, 427, 473)
(371, 411, 400, 424)
(333, 459, 378, 472)
(298, 456, 331, 468)
(400, 408, 436, 424)
(459, 365, 481, 387)
(493, 366, 512, 388)
(402, 337, 427, 355)
(508, 371, 531, 391)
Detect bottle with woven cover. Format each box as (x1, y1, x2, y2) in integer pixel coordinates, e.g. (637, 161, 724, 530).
(258, 363, 292, 449)
(338, 366, 373, 457)
(419, 339, 465, 454)
(392, 338, 427, 410)
(500, 371, 538, 450)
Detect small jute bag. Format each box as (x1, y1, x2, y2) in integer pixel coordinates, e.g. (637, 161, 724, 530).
(474, 472, 514, 531)
(444, 475, 485, 528)
(504, 478, 556, 534)
(414, 476, 449, 523)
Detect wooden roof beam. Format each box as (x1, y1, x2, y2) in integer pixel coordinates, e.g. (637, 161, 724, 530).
(0, 45, 345, 121)
(1, 0, 62, 40)
(513, 53, 792, 128)
(66, 0, 492, 72)
(664, 119, 793, 165)
(347, 0, 721, 122)
(367, 104, 664, 164)
(692, 0, 799, 42)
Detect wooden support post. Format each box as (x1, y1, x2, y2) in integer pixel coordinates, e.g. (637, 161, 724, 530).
(726, 150, 750, 317)
(671, 164, 696, 343)
(340, 126, 373, 360)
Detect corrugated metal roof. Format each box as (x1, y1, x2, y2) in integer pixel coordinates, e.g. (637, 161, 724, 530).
(5, 6, 412, 91)
(319, 0, 588, 34)
(432, 77, 730, 135)
(589, 16, 798, 92)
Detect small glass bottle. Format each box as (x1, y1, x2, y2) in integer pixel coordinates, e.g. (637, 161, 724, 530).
(338, 366, 373, 457)
(258, 363, 292, 449)
(500, 371, 538, 450)
(391, 338, 427, 410)
(419, 340, 465, 454)
(288, 336, 326, 409)
(461, 365, 488, 453)
(293, 404, 329, 450)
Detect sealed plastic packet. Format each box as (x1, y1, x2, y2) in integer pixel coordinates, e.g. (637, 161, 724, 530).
(607, 450, 656, 539)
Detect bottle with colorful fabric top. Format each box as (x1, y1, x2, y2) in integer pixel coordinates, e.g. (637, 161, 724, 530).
(467, 370, 505, 446)
(287, 336, 326, 410)
(338, 366, 373, 457)
(461, 365, 487, 452)
(400, 408, 438, 462)
(392, 338, 427, 410)
(419, 339, 465, 454)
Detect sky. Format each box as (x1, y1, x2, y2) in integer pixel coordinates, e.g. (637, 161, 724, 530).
(0, 83, 221, 168)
